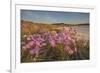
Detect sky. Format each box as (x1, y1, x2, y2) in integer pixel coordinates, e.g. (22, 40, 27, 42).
(21, 9, 89, 24)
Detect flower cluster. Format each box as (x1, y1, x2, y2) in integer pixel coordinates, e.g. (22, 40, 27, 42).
(22, 27, 77, 57)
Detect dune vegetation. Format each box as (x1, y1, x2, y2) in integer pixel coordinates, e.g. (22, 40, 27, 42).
(21, 20, 89, 63)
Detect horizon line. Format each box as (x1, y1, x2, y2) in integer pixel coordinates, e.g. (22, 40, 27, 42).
(21, 19, 89, 25)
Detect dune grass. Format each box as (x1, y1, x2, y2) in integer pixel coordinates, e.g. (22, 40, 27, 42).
(21, 20, 89, 63)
